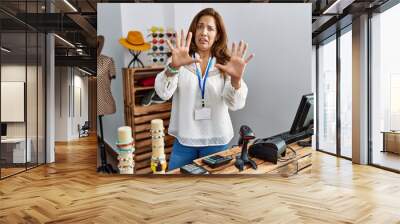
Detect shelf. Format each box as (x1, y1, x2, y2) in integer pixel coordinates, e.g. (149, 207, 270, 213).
(135, 135, 175, 149)
(124, 66, 164, 72)
(135, 131, 151, 141)
(124, 67, 165, 80)
(134, 120, 170, 133)
(135, 146, 173, 162)
(133, 102, 172, 116)
(134, 111, 170, 125)
(134, 86, 154, 92)
(122, 66, 175, 175)
(134, 138, 174, 155)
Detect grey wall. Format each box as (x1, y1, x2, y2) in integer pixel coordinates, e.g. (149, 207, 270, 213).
(55, 67, 69, 141)
(98, 3, 312, 148)
(175, 4, 312, 144)
(352, 14, 369, 164)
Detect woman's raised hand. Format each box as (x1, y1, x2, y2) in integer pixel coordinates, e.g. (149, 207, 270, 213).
(215, 41, 254, 89)
(166, 29, 201, 69)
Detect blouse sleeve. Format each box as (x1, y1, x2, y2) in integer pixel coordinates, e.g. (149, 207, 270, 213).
(222, 76, 248, 111)
(154, 62, 180, 101)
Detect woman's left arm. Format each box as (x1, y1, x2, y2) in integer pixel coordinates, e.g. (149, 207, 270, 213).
(215, 40, 254, 111)
(222, 76, 248, 111)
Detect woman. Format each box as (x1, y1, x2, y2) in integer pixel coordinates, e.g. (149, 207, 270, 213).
(155, 8, 254, 171)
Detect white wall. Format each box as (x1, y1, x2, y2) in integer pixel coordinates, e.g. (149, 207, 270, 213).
(54, 67, 89, 141)
(72, 73, 89, 138)
(55, 66, 69, 141)
(97, 3, 126, 150)
(120, 4, 175, 67)
(98, 3, 312, 148)
(1, 63, 46, 164)
(1, 65, 26, 126)
(1, 65, 36, 138)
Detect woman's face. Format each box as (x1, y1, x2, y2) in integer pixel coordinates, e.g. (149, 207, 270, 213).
(194, 15, 218, 53)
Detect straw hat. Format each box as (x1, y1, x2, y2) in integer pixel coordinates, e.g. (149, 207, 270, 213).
(119, 31, 151, 51)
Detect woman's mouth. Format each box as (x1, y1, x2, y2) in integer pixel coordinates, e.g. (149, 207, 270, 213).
(199, 38, 208, 44)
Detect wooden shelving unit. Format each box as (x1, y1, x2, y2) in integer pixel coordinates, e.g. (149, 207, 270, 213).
(122, 66, 175, 174)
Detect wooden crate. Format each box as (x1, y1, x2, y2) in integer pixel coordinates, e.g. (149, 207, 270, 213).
(122, 66, 175, 174)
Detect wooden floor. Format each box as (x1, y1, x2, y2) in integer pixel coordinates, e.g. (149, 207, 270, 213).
(1, 167, 26, 178)
(372, 150, 400, 171)
(1, 135, 400, 223)
(1, 163, 45, 178)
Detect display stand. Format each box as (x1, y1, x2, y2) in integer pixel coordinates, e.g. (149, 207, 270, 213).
(97, 115, 116, 173)
(128, 50, 144, 68)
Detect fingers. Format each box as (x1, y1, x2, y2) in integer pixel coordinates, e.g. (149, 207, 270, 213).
(215, 63, 227, 72)
(241, 42, 248, 59)
(245, 53, 255, 64)
(238, 40, 244, 57)
(166, 39, 174, 51)
(232, 40, 251, 60)
(180, 29, 185, 48)
(185, 32, 192, 49)
(175, 30, 181, 48)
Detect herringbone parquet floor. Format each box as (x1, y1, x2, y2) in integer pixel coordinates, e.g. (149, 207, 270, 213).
(1, 135, 400, 223)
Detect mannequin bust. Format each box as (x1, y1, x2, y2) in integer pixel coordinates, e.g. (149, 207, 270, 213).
(97, 35, 117, 116)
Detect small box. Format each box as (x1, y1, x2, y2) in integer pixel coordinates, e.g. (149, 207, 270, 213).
(180, 163, 208, 174)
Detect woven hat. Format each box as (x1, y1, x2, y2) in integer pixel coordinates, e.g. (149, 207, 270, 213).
(119, 31, 151, 51)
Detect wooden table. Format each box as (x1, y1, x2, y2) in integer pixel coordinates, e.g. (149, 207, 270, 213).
(167, 143, 313, 175)
(382, 131, 400, 154)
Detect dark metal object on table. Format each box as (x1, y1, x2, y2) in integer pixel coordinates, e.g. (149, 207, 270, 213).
(97, 115, 117, 173)
(128, 50, 144, 68)
(249, 137, 287, 164)
(235, 125, 257, 171)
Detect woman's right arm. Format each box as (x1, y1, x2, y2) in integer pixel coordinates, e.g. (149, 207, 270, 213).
(155, 29, 199, 100)
(154, 64, 180, 101)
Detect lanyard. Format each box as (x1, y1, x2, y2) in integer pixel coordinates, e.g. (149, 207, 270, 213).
(194, 56, 212, 107)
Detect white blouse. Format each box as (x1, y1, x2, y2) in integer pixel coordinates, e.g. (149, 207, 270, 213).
(155, 55, 248, 147)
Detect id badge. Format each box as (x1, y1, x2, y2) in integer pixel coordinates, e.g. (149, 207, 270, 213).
(194, 107, 211, 120)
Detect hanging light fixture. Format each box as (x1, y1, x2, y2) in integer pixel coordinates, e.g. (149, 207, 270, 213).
(54, 34, 75, 48)
(63, 0, 78, 12)
(1, 47, 11, 53)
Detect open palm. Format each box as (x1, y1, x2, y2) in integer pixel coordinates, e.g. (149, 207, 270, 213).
(215, 41, 254, 84)
(166, 29, 200, 68)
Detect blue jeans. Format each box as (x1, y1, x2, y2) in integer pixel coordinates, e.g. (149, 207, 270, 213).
(168, 139, 228, 171)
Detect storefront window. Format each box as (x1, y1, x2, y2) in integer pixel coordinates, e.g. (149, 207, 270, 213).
(371, 3, 400, 171)
(0, 1, 46, 179)
(340, 28, 352, 158)
(317, 36, 337, 155)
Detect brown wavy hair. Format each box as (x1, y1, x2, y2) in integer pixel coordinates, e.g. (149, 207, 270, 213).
(188, 8, 230, 66)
